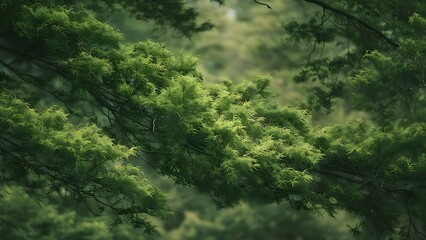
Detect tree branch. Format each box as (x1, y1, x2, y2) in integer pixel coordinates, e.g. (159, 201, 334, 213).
(313, 169, 415, 196)
(254, 0, 272, 9)
(304, 0, 399, 48)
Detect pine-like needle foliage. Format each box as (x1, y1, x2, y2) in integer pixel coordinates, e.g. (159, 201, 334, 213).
(0, 0, 425, 238)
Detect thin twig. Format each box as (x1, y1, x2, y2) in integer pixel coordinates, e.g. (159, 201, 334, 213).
(254, 0, 272, 9)
(304, 0, 399, 48)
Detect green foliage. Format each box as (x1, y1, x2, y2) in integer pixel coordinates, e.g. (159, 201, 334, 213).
(0, 186, 110, 240)
(84, 0, 226, 36)
(284, 0, 426, 124)
(168, 203, 354, 240)
(347, 31, 426, 124)
(0, 93, 169, 232)
(1, 0, 426, 239)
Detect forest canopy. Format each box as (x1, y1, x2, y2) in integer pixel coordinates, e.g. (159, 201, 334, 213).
(0, 0, 425, 239)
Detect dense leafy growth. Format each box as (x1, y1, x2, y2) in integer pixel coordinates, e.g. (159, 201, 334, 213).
(0, 0, 425, 239)
(285, 0, 426, 123)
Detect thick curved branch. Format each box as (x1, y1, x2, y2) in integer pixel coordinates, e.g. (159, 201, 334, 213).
(304, 0, 399, 48)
